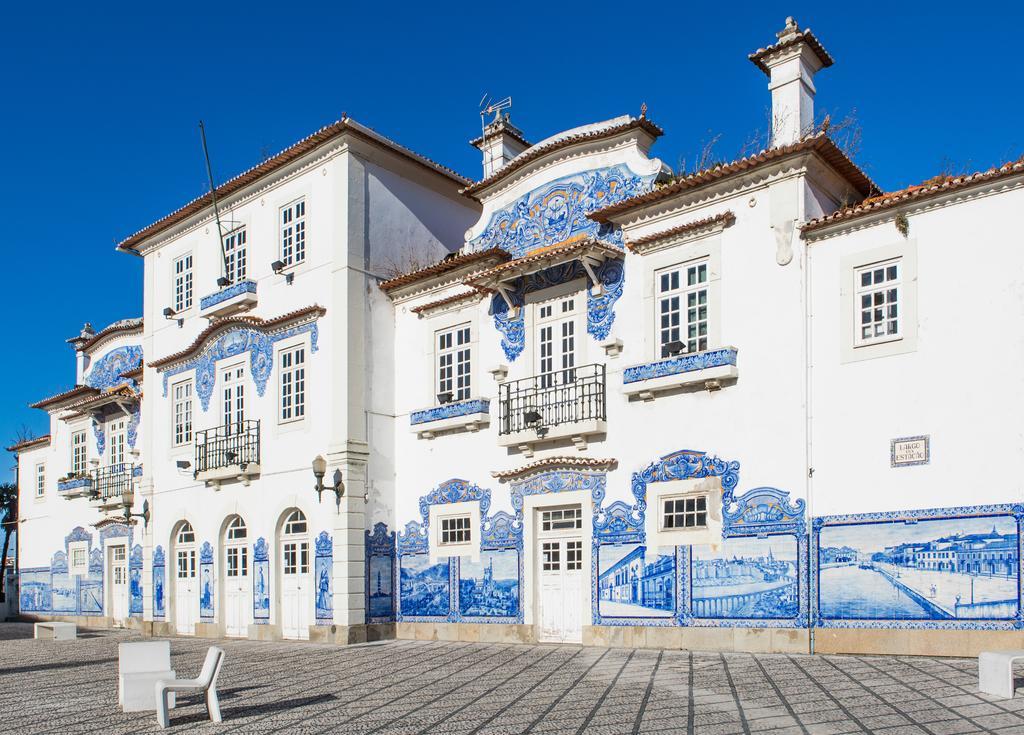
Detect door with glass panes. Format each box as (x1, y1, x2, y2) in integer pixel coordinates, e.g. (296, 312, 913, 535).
(222, 365, 245, 432)
(223, 517, 250, 637)
(536, 506, 584, 643)
(174, 523, 198, 635)
(536, 294, 580, 389)
(280, 510, 311, 640)
(109, 544, 129, 625)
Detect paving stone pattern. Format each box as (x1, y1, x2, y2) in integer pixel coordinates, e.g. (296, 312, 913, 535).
(1, 624, 1023, 734)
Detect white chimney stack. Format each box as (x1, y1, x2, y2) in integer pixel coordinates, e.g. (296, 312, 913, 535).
(750, 17, 834, 148)
(471, 113, 530, 178)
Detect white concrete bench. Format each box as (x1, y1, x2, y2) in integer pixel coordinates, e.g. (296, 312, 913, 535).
(119, 641, 176, 712)
(979, 650, 1024, 699)
(33, 622, 77, 640)
(155, 646, 225, 728)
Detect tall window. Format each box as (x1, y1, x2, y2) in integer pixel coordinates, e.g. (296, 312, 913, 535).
(280, 346, 306, 422)
(173, 253, 193, 312)
(35, 463, 45, 498)
(108, 419, 126, 467)
(172, 380, 193, 446)
(437, 325, 471, 401)
(71, 430, 87, 474)
(537, 296, 577, 388)
(223, 228, 247, 283)
(222, 366, 245, 433)
(658, 260, 708, 357)
(855, 259, 901, 345)
(281, 199, 306, 266)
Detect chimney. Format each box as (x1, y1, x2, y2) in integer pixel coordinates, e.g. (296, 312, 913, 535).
(749, 17, 834, 147)
(66, 322, 95, 384)
(471, 113, 530, 178)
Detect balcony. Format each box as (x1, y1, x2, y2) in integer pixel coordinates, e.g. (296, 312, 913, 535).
(199, 279, 258, 319)
(89, 463, 137, 508)
(57, 474, 93, 499)
(498, 363, 606, 455)
(622, 346, 739, 400)
(195, 420, 261, 487)
(410, 398, 490, 439)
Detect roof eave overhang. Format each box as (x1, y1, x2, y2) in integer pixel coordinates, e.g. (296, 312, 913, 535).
(463, 239, 623, 297)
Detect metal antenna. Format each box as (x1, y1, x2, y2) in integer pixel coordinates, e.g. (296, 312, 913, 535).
(479, 96, 512, 173)
(199, 120, 231, 284)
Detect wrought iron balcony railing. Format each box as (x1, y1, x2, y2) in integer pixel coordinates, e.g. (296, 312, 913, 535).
(498, 363, 606, 436)
(195, 420, 261, 475)
(91, 463, 135, 501)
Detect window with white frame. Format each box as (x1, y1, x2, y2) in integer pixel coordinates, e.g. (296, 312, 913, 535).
(436, 325, 471, 402)
(71, 430, 87, 475)
(854, 259, 901, 346)
(173, 253, 193, 312)
(172, 380, 193, 446)
(108, 418, 126, 467)
(281, 199, 306, 266)
(279, 345, 306, 422)
(35, 463, 45, 498)
(69, 543, 88, 575)
(541, 507, 582, 532)
(223, 227, 247, 283)
(661, 494, 708, 530)
(657, 260, 709, 357)
(440, 515, 472, 545)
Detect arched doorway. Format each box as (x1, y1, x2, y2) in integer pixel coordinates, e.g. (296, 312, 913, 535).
(172, 522, 197, 635)
(279, 509, 311, 640)
(222, 516, 250, 637)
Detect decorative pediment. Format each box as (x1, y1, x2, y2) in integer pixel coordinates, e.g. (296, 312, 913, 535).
(723, 486, 806, 536)
(84, 346, 143, 391)
(315, 531, 333, 556)
(397, 520, 428, 555)
(366, 522, 396, 557)
(253, 537, 269, 562)
(418, 478, 492, 526)
(481, 511, 522, 550)
(594, 500, 645, 543)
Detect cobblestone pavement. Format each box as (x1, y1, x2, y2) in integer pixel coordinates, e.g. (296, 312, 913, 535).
(2, 624, 1024, 734)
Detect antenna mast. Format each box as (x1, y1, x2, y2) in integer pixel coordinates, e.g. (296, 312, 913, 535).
(199, 120, 231, 285)
(479, 95, 512, 174)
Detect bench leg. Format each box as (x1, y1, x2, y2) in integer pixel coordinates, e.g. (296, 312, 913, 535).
(155, 686, 171, 728)
(206, 687, 222, 723)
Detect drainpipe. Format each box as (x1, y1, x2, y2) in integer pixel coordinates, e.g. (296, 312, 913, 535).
(802, 216, 815, 656)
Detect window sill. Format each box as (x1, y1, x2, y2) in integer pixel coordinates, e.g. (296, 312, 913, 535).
(411, 398, 490, 439)
(622, 346, 738, 400)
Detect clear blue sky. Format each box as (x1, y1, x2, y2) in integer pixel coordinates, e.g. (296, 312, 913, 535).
(0, 2, 1020, 481)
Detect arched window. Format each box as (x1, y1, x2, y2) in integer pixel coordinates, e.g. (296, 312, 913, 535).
(226, 516, 247, 540)
(283, 510, 307, 536)
(177, 522, 195, 545)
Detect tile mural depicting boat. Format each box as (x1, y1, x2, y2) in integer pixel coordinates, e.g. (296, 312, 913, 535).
(819, 515, 1019, 620)
(459, 550, 519, 617)
(400, 555, 450, 617)
(598, 544, 675, 618)
(691, 536, 799, 619)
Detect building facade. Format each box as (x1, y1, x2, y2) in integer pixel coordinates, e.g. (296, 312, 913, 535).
(11, 18, 1024, 655)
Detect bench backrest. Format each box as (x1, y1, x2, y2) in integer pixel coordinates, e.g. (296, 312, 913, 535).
(196, 646, 225, 689)
(118, 641, 172, 675)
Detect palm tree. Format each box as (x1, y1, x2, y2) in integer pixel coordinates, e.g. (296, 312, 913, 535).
(0, 483, 17, 603)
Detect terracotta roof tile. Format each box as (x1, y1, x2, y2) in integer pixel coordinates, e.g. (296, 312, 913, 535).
(379, 247, 511, 292)
(492, 456, 618, 482)
(117, 118, 470, 253)
(461, 117, 663, 198)
(627, 212, 736, 251)
(589, 134, 878, 223)
(76, 318, 144, 352)
(463, 238, 622, 288)
(6, 435, 51, 453)
(149, 305, 326, 369)
(30, 385, 100, 410)
(749, 24, 834, 76)
(802, 158, 1024, 236)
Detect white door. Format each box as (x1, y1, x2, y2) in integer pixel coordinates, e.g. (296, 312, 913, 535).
(174, 525, 198, 635)
(223, 517, 250, 637)
(536, 295, 579, 389)
(281, 539, 310, 640)
(109, 545, 129, 625)
(222, 365, 245, 432)
(536, 507, 584, 643)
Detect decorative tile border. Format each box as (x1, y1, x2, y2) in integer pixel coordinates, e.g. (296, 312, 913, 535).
(623, 347, 738, 384)
(410, 399, 490, 426)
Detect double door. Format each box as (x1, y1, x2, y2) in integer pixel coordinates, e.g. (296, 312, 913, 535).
(109, 545, 129, 625)
(536, 506, 584, 643)
(224, 544, 250, 637)
(175, 547, 197, 635)
(281, 540, 310, 640)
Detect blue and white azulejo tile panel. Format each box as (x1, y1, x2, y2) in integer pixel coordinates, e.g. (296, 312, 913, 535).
(459, 549, 519, 619)
(597, 544, 675, 619)
(815, 507, 1022, 628)
(399, 554, 451, 619)
(691, 536, 800, 620)
(368, 555, 394, 619)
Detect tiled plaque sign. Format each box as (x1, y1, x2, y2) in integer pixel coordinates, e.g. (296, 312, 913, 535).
(891, 435, 929, 467)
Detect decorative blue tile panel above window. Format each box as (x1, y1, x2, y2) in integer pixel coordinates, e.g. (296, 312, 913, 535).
(84, 345, 143, 390)
(199, 279, 257, 311)
(623, 347, 738, 384)
(410, 398, 490, 426)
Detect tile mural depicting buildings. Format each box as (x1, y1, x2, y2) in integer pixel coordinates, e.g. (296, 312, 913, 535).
(368, 555, 394, 618)
(400, 555, 450, 617)
(460, 550, 519, 618)
(819, 515, 1019, 620)
(598, 545, 675, 618)
(692, 536, 799, 619)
